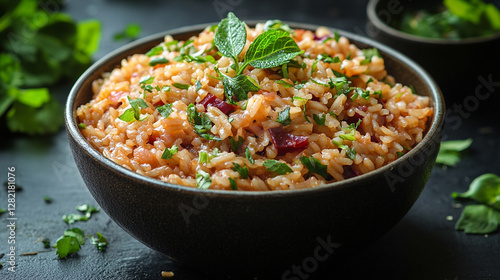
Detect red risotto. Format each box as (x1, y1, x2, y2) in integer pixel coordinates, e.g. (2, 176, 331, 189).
(77, 15, 433, 191)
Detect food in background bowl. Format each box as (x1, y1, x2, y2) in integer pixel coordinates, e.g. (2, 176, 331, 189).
(76, 14, 433, 191)
(395, 0, 500, 39)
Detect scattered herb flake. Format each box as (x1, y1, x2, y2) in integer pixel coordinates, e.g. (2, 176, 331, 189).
(245, 147, 255, 164)
(161, 145, 178, 160)
(157, 103, 174, 119)
(90, 232, 109, 251)
(229, 178, 238, 190)
(232, 163, 249, 179)
(276, 107, 292, 126)
(263, 159, 293, 175)
(300, 156, 330, 180)
(196, 170, 212, 189)
(172, 83, 190, 90)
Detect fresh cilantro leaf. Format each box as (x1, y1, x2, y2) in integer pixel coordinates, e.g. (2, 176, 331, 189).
(62, 213, 88, 224)
(276, 107, 292, 126)
(55, 228, 85, 258)
(232, 163, 249, 179)
(317, 53, 340, 63)
(228, 178, 238, 190)
(263, 159, 292, 175)
(333, 140, 356, 160)
(157, 103, 173, 119)
(196, 170, 212, 189)
(436, 138, 473, 166)
(245, 147, 255, 164)
(161, 145, 178, 160)
(300, 156, 330, 180)
(119, 96, 148, 122)
(90, 232, 109, 251)
(313, 113, 326, 126)
(6, 97, 64, 135)
(76, 203, 99, 219)
(229, 136, 244, 153)
(195, 80, 202, 92)
(113, 23, 141, 41)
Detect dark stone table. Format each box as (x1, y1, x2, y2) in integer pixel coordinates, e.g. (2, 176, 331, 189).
(1, 0, 499, 279)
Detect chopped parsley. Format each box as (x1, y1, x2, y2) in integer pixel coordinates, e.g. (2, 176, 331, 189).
(172, 83, 190, 90)
(55, 228, 85, 259)
(313, 113, 326, 126)
(229, 136, 244, 153)
(161, 145, 178, 160)
(157, 103, 174, 119)
(276, 107, 292, 126)
(232, 163, 249, 179)
(186, 103, 221, 141)
(228, 178, 238, 190)
(333, 140, 357, 160)
(149, 57, 169, 67)
(118, 96, 149, 122)
(90, 232, 109, 251)
(300, 156, 330, 180)
(360, 48, 381, 65)
(245, 147, 255, 164)
(263, 159, 293, 175)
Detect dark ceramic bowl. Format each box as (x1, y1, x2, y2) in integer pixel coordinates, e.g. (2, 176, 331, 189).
(367, 0, 500, 88)
(65, 22, 445, 274)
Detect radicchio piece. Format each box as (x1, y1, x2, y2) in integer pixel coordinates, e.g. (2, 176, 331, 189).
(268, 127, 309, 155)
(345, 105, 368, 125)
(199, 94, 237, 115)
(343, 165, 361, 179)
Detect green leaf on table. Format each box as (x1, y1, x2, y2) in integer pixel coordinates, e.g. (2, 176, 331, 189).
(113, 23, 141, 41)
(436, 138, 473, 166)
(244, 29, 302, 70)
(452, 173, 500, 210)
(55, 228, 85, 258)
(90, 232, 109, 251)
(214, 12, 246, 61)
(455, 204, 500, 234)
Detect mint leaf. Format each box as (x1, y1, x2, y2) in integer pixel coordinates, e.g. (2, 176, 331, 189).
(455, 204, 500, 234)
(219, 70, 260, 104)
(196, 170, 212, 189)
(453, 173, 500, 210)
(300, 156, 329, 180)
(436, 138, 472, 166)
(243, 29, 302, 70)
(161, 145, 178, 160)
(214, 12, 246, 61)
(263, 159, 292, 175)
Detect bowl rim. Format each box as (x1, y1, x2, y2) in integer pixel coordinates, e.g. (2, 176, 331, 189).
(65, 21, 445, 198)
(367, 0, 500, 45)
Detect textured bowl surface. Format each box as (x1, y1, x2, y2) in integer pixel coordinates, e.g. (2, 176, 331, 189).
(65, 22, 445, 273)
(367, 0, 500, 86)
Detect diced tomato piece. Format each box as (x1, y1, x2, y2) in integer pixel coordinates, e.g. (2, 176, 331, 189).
(268, 127, 309, 155)
(199, 94, 237, 115)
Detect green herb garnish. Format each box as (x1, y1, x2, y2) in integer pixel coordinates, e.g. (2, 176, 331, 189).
(232, 163, 249, 179)
(113, 23, 141, 41)
(276, 107, 292, 126)
(149, 57, 169, 66)
(245, 147, 255, 164)
(118, 96, 149, 122)
(172, 83, 190, 90)
(187, 103, 221, 141)
(228, 178, 238, 190)
(229, 136, 244, 153)
(161, 145, 178, 160)
(90, 232, 109, 251)
(453, 173, 500, 234)
(55, 228, 85, 259)
(333, 140, 357, 160)
(263, 159, 293, 175)
(157, 103, 173, 119)
(300, 156, 330, 180)
(313, 113, 326, 126)
(196, 170, 212, 189)
(436, 138, 472, 166)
